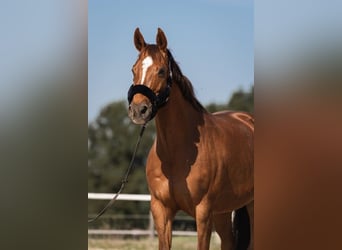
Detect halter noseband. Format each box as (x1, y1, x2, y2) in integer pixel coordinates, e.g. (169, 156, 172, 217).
(127, 69, 172, 121)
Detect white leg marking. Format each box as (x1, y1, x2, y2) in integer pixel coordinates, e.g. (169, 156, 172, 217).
(140, 56, 153, 85)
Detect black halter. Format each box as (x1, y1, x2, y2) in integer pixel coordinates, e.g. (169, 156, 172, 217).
(127, 74, 172, 121)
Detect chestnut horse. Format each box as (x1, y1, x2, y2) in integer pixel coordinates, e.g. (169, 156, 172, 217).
(128, 28, 254, 250)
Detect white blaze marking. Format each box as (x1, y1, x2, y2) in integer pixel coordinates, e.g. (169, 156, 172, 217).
(140, 56, 153, 85)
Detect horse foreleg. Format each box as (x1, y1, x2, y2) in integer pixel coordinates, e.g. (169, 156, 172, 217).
(213, 212, 235, 250)
(150, 197, 175, 250)
(246, 201, 254, 250)
(196, 205, 213, 250)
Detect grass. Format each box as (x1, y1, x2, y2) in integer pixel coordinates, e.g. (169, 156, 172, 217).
(88, 235, 221, 250)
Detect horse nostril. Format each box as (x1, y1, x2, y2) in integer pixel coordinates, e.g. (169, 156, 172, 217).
(140, 105, 148, 114)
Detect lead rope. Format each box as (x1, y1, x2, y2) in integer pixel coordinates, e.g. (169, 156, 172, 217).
(88, 124, 146, 223)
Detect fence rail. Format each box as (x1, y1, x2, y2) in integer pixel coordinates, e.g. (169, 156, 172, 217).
(88, 192, 151, 201)
(88, 192, 197, 238)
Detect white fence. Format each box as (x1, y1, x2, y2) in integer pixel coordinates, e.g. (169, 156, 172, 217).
(88, 193, 151, 201)
(88, 193, 197, 237)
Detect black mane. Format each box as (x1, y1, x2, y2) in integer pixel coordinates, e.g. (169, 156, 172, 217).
(167, 49, 207, 113)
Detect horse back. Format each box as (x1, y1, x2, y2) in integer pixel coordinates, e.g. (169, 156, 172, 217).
(213, 110, 254, 130)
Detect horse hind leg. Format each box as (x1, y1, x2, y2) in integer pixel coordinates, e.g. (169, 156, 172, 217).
(246, 201, 254, 250)
(233, 205, 252, 250)
(213, 212, 235, 250)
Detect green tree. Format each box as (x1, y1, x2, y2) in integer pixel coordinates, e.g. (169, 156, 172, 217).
(227, 86, 254, 113)
(206, 85, 254, 113)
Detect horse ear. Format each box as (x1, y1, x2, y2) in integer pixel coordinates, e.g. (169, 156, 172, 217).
(134, 28, 146, 51)
(156, 28, 167, 51)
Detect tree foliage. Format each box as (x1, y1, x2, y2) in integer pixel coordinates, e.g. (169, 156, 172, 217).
(227, 86, 254, 113)
(206, 85, 254, 113)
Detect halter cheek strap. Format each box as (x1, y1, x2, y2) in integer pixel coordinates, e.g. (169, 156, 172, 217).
(127, 76, 172, 121)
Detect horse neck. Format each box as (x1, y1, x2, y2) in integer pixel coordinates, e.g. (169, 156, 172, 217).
(154, 82, 203, 155)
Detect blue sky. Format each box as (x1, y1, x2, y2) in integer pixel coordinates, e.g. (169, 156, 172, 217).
(255, 0, 342, 74)
(88, 0, 253, 122)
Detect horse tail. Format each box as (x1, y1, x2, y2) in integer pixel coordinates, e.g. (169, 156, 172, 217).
(233, 206, 250, 250)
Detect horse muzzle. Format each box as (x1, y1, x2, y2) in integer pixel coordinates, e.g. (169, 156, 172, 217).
(128, 100, 153, 125)
(127, 78, 172, 124)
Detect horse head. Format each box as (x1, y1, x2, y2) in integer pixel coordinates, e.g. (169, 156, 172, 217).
(128, 28, 172, 125)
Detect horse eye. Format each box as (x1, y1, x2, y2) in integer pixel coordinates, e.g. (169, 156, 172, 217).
(158, 68, 165, 77)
